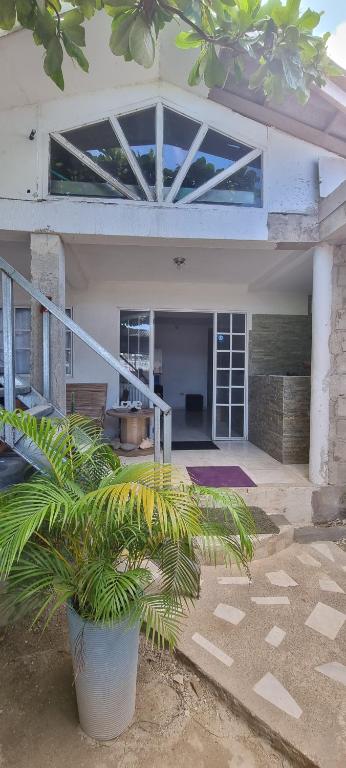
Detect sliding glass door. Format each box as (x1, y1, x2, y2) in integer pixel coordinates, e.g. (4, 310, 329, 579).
(212, 312, 247, 440)
(119, 309, 154, 405)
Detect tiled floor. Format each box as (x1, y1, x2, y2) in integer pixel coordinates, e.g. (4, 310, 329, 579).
(178, 541, 346, 768)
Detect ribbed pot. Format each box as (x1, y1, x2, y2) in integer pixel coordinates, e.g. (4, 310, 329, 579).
(67, 603, 140, 740)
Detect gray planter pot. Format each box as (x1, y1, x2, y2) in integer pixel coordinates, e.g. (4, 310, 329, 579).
(67, 603, 140, 740)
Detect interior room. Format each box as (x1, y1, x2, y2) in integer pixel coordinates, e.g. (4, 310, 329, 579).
(154, 311, 214, 444)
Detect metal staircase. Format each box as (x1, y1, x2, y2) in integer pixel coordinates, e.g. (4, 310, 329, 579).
(0, 257, 172, 476)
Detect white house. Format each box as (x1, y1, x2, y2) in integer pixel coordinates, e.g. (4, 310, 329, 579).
(0, 15, 346, 524)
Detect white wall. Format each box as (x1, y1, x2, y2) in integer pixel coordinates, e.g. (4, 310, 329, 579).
(155, 317, 211, 409)
(0, 79, 339, 243)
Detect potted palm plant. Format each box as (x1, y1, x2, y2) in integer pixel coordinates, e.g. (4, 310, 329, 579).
(0, 409, 254, 741)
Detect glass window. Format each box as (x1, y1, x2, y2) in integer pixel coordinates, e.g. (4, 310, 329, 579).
(232, 335, 245, 351)
(217, 370, 229, 387)
(196, 156, 262, 207)
(49, 105, 262, 207)
(217, 313, 230, 333)
(178, 129, 251, 200)
(217, 333, 230, 351)
(119, 310, 151, 404)
(63, 121, 145, 199)
(0, 308, 73, 377)
(232, 314, 246, 333)
(118, 108, 156, 194)
(231, 406, 244, 438)
(163, 108, 200, 197)
(50, 139, 123, 198)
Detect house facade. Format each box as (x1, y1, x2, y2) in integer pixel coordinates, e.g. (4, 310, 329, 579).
(0, 15, 346, 523)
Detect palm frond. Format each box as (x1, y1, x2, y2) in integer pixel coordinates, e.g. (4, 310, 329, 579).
(76, 560, 152, 623)
(155, 539, 200, 602)
(138, 593, 185, 650)
(0, 480, 74, 576)
(0, 409, 72, 483)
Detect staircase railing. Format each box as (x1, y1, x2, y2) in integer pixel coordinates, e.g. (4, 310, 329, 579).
(0, 257, 172, 464)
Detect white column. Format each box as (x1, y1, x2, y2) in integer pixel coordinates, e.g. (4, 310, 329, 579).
(30, 234, 66, 413)
(309, 243, 333, 485)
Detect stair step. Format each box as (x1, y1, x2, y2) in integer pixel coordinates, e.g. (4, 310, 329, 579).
(26, 405, 54, 419)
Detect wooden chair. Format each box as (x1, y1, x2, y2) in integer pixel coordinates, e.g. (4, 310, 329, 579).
(66, 383, 108, 426)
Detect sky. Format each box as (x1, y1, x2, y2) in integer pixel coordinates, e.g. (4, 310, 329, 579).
(301, 0, 346, 68)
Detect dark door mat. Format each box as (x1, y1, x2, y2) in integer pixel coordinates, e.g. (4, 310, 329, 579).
(205, 506, 280, 535)
(172, 441, 219, 450)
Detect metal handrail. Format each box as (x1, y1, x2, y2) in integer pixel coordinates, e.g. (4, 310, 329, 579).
(0, 257, 171, 463)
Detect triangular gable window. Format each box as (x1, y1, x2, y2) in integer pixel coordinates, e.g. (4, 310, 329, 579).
(49, 102, 262, 207)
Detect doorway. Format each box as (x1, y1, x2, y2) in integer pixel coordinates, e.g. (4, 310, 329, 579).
(118, 308, 248, 443)
(154, 311, 213, 442)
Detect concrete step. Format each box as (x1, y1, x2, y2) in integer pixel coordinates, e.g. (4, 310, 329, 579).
(294, 525, 346, 543)
(236, 485, 316, 526)
(25, 404, 54, 419)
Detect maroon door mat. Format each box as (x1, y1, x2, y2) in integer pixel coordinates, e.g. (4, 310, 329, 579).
(187, 466, 256, 488)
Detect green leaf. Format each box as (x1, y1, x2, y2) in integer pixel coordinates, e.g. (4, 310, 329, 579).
(0, 0, 16, 30)
(34, 7, 56, 48)
(286, 0, 301, 23)
(109, 14, 134, 56)
(188, 56, 202, 87)
(78, 0, 97, 19)
(44, 36, 64, 89)
(175, 30, 203, 49)
(128, 14, 155, 68)
(297, 9, 321, 31)
(62, 23, 86, 46)
(62, 31, 89, 72)
(204, 47, 227, 88)
(62, 9, 84, 27)
(16, 0, 36, 29)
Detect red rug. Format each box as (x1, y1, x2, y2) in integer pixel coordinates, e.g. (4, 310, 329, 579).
(186, 465, 256, 488)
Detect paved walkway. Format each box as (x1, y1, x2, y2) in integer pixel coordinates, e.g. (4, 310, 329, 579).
(178, 541, 346, 768)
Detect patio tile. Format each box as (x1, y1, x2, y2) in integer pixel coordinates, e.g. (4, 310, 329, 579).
(253, 673, 302, 719)
(319, 576, 344, 594)
(266, 570, 298, 587)
(310, 543, 335, 562)
(251, 596, 290, 605)
(265, 626, 286, 647)
(305, 602, 346, 640)
(213, 603, 246, 625)
(192, 632, 234, 667)
(315, 662, 346, 687)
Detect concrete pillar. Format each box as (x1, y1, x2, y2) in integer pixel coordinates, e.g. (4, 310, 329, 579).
(309, 243, 333, 485)
(30, 234, 66, 413)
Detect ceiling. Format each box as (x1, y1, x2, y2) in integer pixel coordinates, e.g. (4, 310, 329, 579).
(0, 239, 313, 293)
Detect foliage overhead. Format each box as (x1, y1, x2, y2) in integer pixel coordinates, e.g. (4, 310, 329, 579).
(0, 1, 341, 99)
(0, 410, 255, 647)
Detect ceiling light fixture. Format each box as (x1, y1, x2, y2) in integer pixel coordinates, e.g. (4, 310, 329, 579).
(173, 256, 186, 271)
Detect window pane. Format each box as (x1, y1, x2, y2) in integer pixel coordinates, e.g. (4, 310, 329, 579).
(163, 108, 200, 197)
(15, 331, 30, 350)
(231, 406, 244, 438)
(232, 334, 245, 351)
(231, 388, 244, 405)
(217, 352, 230, 369)
(50, 139, 123, 198)
(217, 313, 230, 332)
(217, 333, 230, 351)
(15, 308, 30, 330)
(217, 370, 229, 387)
(15, 350, 30, 375)
(118, 108, 156, 195)
(178, 129, 251, 200)
(232, 352, 245, 368)
(196, 156, 262, 207)
(232, 370, 244, 387)
(216, 406, 229, 438)
(63, 121, 145, 199)
(216, 387, 229, 405)
(232, 313, 245, 332)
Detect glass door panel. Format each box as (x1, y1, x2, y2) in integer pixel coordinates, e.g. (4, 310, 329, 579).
(119, 309, 153, 406)
(213, 312, 247, 440)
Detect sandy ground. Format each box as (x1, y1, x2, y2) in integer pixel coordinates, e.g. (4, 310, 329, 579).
(0, 609, 294, 768)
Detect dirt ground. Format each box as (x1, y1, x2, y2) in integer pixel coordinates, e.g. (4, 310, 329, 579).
(0, 609, 294, 768)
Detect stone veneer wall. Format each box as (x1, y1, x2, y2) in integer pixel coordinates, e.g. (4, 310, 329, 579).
(328, 246, 346, 485)
(249, 315, 311, 375)
(249, 375, 310, 464)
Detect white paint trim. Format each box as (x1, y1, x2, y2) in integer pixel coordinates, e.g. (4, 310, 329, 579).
(166, 123, 208, 204)
(155, 101, 164, 203)
(109, 116, 154, 202)
(309, 243, 333, 485)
